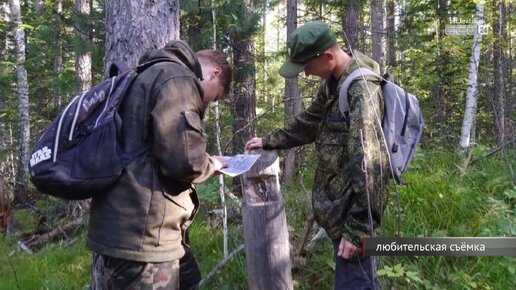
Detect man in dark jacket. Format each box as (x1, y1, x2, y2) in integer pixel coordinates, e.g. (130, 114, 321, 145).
(246, 22, 389, 289)
(88, 40, 232, 290)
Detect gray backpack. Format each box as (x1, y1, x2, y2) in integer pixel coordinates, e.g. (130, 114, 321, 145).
(339, 68, 424, 184)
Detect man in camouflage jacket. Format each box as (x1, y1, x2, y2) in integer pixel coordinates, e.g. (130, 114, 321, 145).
(246, 21, 389, 289)
(88, 40, 231, 290)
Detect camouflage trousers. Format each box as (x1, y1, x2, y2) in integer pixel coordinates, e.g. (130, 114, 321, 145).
(91, 249, 201, 290)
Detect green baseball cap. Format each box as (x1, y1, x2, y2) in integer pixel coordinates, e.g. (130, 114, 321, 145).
(279, 21, 337, 78)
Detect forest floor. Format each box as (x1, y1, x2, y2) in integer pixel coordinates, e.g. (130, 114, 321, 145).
(0, 145, 514, 290)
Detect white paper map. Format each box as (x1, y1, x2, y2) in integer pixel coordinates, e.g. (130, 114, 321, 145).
(218, 154, 261, 177)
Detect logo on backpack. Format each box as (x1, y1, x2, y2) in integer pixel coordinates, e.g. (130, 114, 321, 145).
(339, 67, 425, 184)
(29, 146, 52, 167)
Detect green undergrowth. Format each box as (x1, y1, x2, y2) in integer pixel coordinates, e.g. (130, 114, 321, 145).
(377, 147, 515, 289)
(0, 146, 514, 289)
(0, 232, 90, 290)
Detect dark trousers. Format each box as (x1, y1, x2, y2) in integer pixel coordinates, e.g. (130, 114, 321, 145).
(179, 248, 202, 290)
(332, 240, 381, 290)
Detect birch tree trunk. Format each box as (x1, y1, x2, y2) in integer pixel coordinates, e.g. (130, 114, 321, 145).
(459, 1, 484, 152)
(104, 0, 180, 71)
(10, 0, 30, 204)
(371, 0, 385, 73)
(283, 0, 303, 186)
(75, 0, 92, 94)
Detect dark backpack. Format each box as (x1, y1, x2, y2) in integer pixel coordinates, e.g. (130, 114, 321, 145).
(29, 62, 147, 199)
(339, 68, 424, 184)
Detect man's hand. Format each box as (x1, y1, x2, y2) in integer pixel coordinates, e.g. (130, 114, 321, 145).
(211, 156, 228, 171)
(337, 237, 358, 260)
(245, 137, 263, 151)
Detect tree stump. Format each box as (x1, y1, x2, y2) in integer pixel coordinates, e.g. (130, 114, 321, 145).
(240, 150, 293, 290)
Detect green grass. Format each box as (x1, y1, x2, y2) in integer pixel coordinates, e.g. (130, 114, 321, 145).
(0, 233, 90, 290)
(378, 148, 516, 289)
(0, 146, 514, 289)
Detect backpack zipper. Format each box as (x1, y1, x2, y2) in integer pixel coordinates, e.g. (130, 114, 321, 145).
(94, 77, 117, 127)
(53, 94, 83, 162)
(68, 76, 116, 142)
(400, 90, 410, 137)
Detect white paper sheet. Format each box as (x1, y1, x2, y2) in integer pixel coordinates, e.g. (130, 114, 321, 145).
(218, 154, 261, 177)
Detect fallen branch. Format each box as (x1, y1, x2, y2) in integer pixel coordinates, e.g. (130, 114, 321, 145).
(19, 216, 86, 251)
(470, 138, 516, 164)
(198, 244, 245, 288)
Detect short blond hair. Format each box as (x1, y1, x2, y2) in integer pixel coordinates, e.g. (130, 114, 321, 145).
(196, 50, 232, 96)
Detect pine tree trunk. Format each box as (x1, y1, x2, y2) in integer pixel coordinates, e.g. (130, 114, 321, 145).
(492, 0, 506, 145)
(508, 3, 514, 127)
(75, 0, 92, 94)
(385, 0, 396, 68)
(104, 0, 180, 71)
(53, 0, 64, 108)
(92, 0, 181, 280)
(10, 0, 30, 204)
(283, 0, 302, 186)
(231, 1, 256, 196)
(459, 2, 484, 152)
(0, 3, 9, 148)
(435, 0, 449, 125)
(343, 0, 360, 50)
(371, 0, 385, 73)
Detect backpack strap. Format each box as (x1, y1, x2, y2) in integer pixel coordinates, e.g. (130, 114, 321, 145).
(338, 67, 379, 117)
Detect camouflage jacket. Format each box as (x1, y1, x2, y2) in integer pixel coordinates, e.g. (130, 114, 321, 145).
(263, 50, 390, 246)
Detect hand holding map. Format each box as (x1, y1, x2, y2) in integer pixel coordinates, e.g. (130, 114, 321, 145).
(217, 154, 261, 177)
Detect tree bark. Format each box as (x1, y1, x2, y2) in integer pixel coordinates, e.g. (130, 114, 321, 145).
(508, 3, 514, 127)
(0, 178, 12, 233)
(435, 0, 449, 125)
(283, 0, 303, 186)
(241, 151, 293, 290)
(104, 0, 180, 72)
(91, 0, 181, 280)
(10, 0, 30, 204)
(371, 0, 385, 73)
(492, 0, 507, 145)
(52, 0, 64, 108)
(385, 0, 396, 68)
(459, 2, 484, 152)
(75, 0, 92, 94)
(230, 0, 257, 196)
(342, 0, 360, 50)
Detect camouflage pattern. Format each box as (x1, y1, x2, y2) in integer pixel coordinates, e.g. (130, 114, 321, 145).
(263, 50, 390, 247)
(91, 252, 180, 290)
